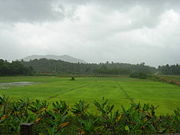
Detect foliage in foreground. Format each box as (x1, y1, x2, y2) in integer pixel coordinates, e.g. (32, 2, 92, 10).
(0, 96, 179, 135)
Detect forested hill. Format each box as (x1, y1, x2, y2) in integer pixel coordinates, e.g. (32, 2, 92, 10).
(0, 59, 33, 76)
(1, 58, 180, 76)
(22, 59, 156, 75)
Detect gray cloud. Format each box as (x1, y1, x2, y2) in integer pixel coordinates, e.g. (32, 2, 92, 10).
(0, 0, 64, 22)
(0, 0, 180, 66)
(0, 0, 179, 24)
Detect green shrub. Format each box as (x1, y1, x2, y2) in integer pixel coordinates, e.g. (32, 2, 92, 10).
(71, 77, 75, 81)
(129, 72, 148, 79)
(0, 96, 179, 135)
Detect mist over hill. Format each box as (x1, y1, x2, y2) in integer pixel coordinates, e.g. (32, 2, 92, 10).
(23, 55, 86, 64)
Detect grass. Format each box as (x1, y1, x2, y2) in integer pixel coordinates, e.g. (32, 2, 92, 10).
(0, 76, 180, 114)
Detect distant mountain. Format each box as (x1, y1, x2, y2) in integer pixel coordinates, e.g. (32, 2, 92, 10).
(23, 55, 86, 63)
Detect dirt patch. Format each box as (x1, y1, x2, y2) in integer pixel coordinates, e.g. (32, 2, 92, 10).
(152, 76, 180, 86)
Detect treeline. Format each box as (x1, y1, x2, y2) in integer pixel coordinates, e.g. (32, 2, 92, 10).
(0, 59, 34, 76)
(22, 59, 156, 75)
(1, 58, 180, 76)
(158, 64, 180, 75)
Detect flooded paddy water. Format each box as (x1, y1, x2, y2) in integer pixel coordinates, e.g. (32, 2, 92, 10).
(0, 82, 35, 90)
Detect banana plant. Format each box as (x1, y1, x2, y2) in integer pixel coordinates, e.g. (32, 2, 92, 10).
(52, 101, 69, 116)
(28, 99, 48, 114)
(0, 95, 9, 114)
(71, 100, 89, 117)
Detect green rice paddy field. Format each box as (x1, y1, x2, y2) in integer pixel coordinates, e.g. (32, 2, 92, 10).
(0, 76, 180, 114)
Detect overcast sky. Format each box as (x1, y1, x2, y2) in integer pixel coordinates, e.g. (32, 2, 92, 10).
(0, 0, 180, 66)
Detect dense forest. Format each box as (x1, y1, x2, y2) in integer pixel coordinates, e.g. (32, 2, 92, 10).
(1, 58, 180, 76)
(22, 59, 156, 75)
(0, 59, 34, 76)
(158, 64, 180, 75)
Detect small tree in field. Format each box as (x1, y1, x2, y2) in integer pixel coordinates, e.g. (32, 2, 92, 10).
(71, 76, 75, 81)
